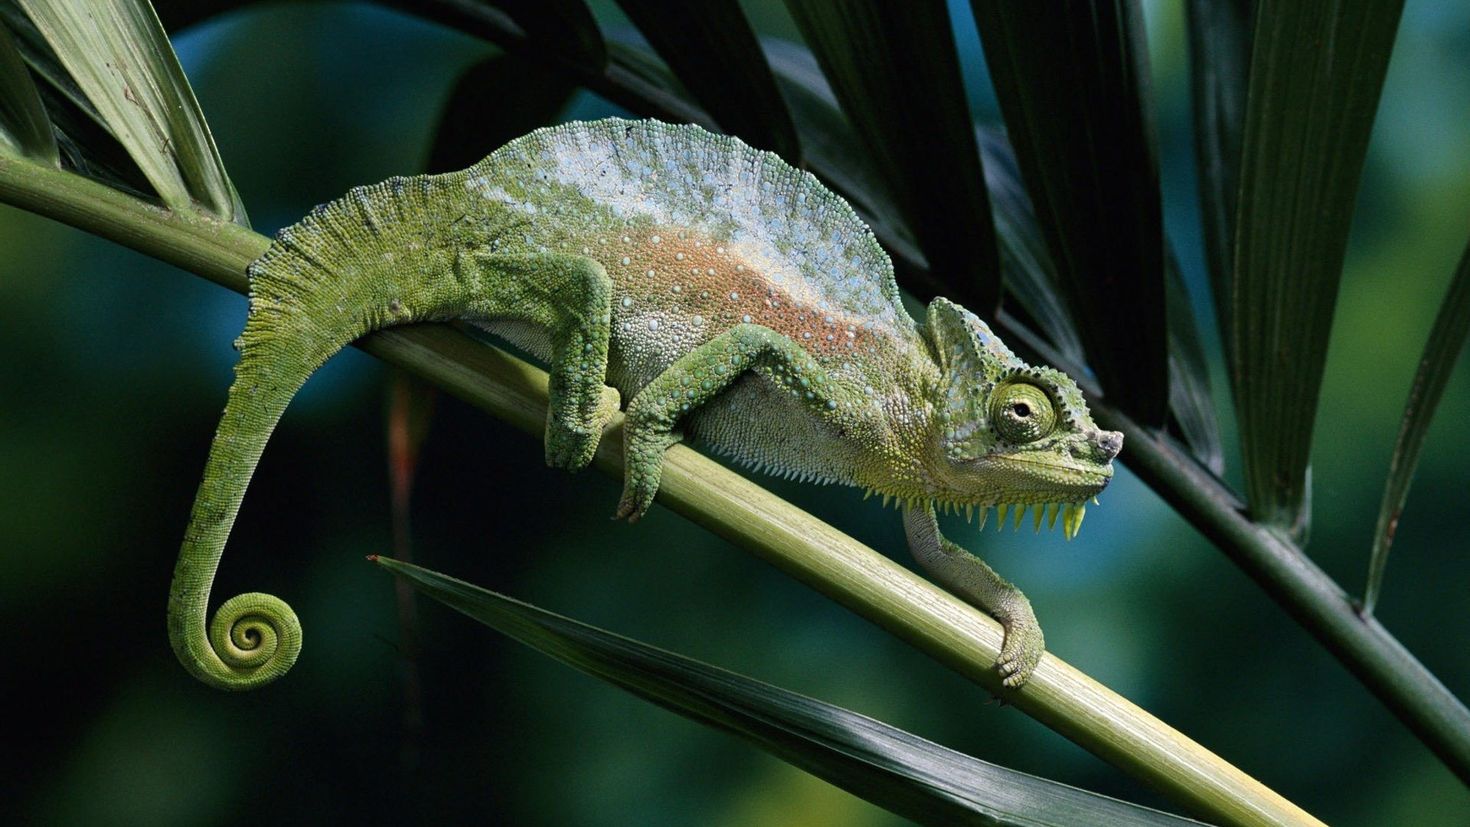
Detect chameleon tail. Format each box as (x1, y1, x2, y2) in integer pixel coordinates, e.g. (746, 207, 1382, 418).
(169, 174, 471, 690)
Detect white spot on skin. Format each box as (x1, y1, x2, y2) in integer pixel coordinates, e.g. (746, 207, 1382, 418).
(672, 285, 682, 293)
(742, 314, 752, 323)
(621, 256, 631, 265)
(647, 269, 656, 277)
(717, 246, 726, 254)
(675, 252, 685, 261)
(651, 235, 662, 244)
(649, 319, 660, 330)
(622, 297, 633, 307)
(622, 236, 631, 244)
(729, 292, 739, 301)
(706, 268, 715, 276)
(693, 315, 704, 325)
(736, 264, 745, 272)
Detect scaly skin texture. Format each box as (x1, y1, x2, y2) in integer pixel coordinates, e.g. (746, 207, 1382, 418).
(168, 118, 1121, 691)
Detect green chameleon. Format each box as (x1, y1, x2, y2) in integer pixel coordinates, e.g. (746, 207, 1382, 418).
(169, 118, 1122, 693)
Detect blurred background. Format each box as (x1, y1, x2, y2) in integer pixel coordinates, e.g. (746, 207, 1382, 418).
(3, 1, 1468, 824)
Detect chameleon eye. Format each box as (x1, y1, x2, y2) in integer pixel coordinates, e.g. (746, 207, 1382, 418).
(991, 383, 1057, 443)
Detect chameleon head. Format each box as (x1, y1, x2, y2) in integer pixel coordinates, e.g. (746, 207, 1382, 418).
(920, 298, 1122, 537)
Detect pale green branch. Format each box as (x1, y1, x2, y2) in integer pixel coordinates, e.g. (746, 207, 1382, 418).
(0, 156, 1321, 826)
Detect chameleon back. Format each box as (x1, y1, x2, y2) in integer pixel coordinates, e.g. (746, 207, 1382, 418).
(465, 120, 926, 387)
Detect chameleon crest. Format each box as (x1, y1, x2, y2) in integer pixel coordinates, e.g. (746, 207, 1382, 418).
(168, 119, 1120, 692)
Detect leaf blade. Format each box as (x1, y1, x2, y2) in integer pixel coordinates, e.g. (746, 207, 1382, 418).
(424, 51, 578, 173)
(970, 0, 1167, 424)
(1228, 0, 1404, 537)
(1184, 0, 1252, 334)
(13, 0, 246, 222)
(614, 0, 799, 159)
(1363, 240, 1470, 613)
(374, 555, 1206, 827)
(784, 0, 1000, 313)
(0, 20, 54, 162)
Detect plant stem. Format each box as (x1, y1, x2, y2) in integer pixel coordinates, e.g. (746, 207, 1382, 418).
(1103, 410, 1470, 786)
(0, 155, 1326, 825)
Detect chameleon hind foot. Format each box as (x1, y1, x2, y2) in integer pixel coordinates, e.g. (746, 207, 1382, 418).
(546, 384, 621, 471)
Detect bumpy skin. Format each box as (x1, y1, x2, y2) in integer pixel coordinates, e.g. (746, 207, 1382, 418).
(169, 118, 1121, 691)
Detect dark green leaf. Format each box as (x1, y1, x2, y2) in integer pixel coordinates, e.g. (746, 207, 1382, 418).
(1184, 0, 1251, 334)
(0, 21, 53, 162)
(970, 0, 1166, 425)
(1363, 241, 1470, 613)
(976, 126, 1084, 364)
(424, 51, 577, 173)
(784, 0, 1000, 314)
(1228, 0, 1404, 538)
(374, 556, 1205, 827)
(379, 0, 606, 75)
(1165, 254, 1224, 473)
(614, 0, 798, 159)
(757, 36, 920, 274)
(13, 0, 247, 223)
(0, 2, 152, 193)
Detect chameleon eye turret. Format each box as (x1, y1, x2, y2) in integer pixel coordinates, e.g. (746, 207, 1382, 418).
(991, 382, 1057, 443)
(168, 119, 1117, 691)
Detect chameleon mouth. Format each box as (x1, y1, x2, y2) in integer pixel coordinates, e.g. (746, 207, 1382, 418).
(934, 498, 1098, 540)
(862, 492, 1103, 540)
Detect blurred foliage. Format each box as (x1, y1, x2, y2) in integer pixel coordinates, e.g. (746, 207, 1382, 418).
(2, 1, 1469, 825)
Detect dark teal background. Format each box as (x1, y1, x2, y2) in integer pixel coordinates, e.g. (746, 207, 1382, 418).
(3, 2, 1469, 824)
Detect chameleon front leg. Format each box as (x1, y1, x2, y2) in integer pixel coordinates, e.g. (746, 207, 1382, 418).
(902, 502, 1044, 687)
(170, 248, 617, 690)
(615, 323, 840, 521)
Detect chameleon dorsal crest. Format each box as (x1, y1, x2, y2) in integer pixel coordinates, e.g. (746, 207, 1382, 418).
(166, 118, 1120, 692)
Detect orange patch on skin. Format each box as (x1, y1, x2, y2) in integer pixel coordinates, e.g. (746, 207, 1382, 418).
(607, 225, 876, 361)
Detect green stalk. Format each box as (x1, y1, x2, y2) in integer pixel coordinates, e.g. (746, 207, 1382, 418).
(1100, 409, 1470, 786)
(0, 155, 1325, 825)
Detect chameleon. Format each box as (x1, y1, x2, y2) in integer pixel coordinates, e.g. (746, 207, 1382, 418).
(168, 118, 1122, 692)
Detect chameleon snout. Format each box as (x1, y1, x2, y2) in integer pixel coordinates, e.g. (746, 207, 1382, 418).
(1093, 429, 1123, 462)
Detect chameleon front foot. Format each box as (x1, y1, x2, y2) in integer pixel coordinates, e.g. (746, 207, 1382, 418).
(994, 598, 1045, 687)
(615, 426, 682, 522)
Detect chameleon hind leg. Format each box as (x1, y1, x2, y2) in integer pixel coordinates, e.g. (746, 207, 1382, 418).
(902, 502, 1043, 687)
(615, 323, 842, 521)
(169, 249, 617, 691)
(462, 252, 621, 470)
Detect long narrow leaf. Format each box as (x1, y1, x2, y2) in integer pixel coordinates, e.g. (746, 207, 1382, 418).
(970, 0, 1167, 425)
(1229, 0, 1404, 538)
(374, 555, 1205, 827)
(0, 21, 52, 162)
(757, 36, 918, 269)
(1363, 241, 1470, 613)
(615, 0, 798, 159)
(425, 52, 577, 173)
(15, 0, 246, 223)
(381, 0, 606, 75)
(1166, 254, 1225, 473)
(784, 0, 1000, 313)
(1184, 0, 1252, 333)
(977, 125, 1084, 364)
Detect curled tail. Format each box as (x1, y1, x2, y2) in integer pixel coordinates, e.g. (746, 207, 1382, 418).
(169, 173, 473, 690)
(169, 160, 618, 690)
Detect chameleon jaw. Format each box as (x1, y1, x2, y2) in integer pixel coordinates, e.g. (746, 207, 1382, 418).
(863, 491, 1101, 540)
